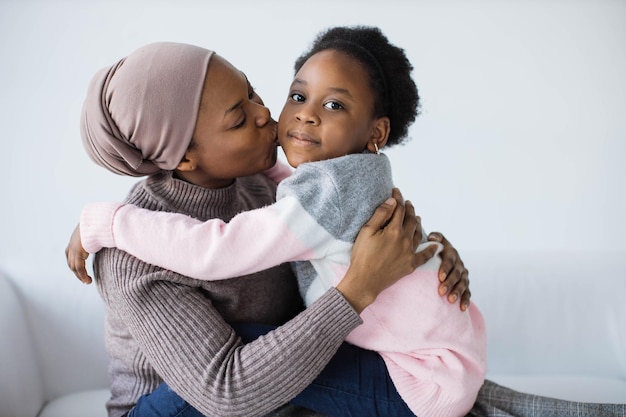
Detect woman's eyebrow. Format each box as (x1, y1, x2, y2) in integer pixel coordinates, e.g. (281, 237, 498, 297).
(224, 100, 243, 119)
(223, 72, 249, 119)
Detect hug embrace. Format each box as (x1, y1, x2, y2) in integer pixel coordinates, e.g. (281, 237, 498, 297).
(67, 26, 626, 417)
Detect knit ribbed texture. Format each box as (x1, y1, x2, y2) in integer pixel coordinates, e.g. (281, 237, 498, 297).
(93, 171, 361, 417)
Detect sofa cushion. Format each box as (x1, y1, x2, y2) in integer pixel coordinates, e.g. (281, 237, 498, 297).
(38, 389, 109, 417)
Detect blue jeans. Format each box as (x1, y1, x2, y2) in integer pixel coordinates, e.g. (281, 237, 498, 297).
(127, 322, 415, 417)
(127, 382, 204, 417)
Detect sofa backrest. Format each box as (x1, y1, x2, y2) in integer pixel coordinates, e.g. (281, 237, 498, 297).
(2, 269, 109, 406)
(466, 250, 626, 380)
(0, 272, 45, 417)
(2, 250, 624, 411)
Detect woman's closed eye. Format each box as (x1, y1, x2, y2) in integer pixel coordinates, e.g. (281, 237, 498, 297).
(232, 111, 247, 129)
(232, 85, 265, 129)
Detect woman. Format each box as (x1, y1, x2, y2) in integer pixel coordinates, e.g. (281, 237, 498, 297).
(66, 42, 470, 417)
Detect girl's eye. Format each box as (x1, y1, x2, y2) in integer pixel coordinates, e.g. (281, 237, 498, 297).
(290, 93, 305, 102)
(323, 101, 344, 110)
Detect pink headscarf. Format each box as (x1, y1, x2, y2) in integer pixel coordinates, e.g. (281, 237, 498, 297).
(80, 42, 214, 176)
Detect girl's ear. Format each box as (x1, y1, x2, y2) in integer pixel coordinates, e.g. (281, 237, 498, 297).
(176, 150, 197, 172)
(367, 116, 390, 154)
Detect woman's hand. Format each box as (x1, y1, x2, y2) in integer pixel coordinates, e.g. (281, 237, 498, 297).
(428, 232, 471, 311)
(65, 224, 92, 284)
(337, 189, 437, 313)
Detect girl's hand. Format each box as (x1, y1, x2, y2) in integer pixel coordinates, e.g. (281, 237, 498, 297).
(428, 232, 471, 311)
(65, 224, 92, 284)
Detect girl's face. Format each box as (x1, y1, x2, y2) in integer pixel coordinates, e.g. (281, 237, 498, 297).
(278, 49, 388, 168)
(177, 54, 278, 188)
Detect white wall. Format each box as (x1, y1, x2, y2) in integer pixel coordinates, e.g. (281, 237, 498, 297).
(1, 0, 625, 282)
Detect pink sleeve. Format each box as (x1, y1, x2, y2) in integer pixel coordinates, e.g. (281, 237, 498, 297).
(108, 196, 332, 281)
(261, 160, 293, 184)
(79, 202, 124, 253)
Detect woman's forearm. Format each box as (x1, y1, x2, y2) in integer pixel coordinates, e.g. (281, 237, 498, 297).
(119, 269, 360, 416)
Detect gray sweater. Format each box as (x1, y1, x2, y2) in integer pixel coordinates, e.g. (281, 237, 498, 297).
(94, 171, 361, 417)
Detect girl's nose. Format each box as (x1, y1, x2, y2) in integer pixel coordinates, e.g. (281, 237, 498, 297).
(295, 105, 320, 125)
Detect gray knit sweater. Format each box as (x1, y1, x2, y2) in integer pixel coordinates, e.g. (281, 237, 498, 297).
(94, 171, 361, 417)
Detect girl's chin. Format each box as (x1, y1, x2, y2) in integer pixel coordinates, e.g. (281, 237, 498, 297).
(284, 155, 303, 168)
(283, 150, 310, 168)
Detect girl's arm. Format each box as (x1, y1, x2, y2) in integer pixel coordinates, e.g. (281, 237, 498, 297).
(79, 195, 336, 282)
(67, 186, 472, 311)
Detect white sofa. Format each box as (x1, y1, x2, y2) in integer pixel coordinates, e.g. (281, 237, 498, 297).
(1, 251, 625, 417)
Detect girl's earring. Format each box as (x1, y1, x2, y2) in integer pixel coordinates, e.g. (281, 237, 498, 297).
(374, 143, 380, 155)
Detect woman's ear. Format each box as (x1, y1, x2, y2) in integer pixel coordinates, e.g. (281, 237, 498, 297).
(367, 116, 390, 154)
(176, 150, 197, 172)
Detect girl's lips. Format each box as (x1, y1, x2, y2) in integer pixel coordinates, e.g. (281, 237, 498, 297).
(288, 131, 319, 145)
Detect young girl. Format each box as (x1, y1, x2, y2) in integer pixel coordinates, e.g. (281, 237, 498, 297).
(78, 27, 486, 416)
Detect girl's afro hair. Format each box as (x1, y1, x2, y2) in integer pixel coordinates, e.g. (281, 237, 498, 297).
(294, 26, 420, 147)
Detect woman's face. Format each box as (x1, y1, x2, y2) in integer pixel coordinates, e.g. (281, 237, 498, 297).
(277, 49, 383, 168)
(180, 54, 278, 188)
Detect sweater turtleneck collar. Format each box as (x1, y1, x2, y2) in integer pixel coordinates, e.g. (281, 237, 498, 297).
(142, 171, 243, 221)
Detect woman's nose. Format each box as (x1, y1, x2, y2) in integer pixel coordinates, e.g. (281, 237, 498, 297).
(254, 103, 273, 127)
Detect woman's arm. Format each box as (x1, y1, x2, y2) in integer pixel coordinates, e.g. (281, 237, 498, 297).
(336, 192, 437, 313)
(109, 258, 361, 417)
